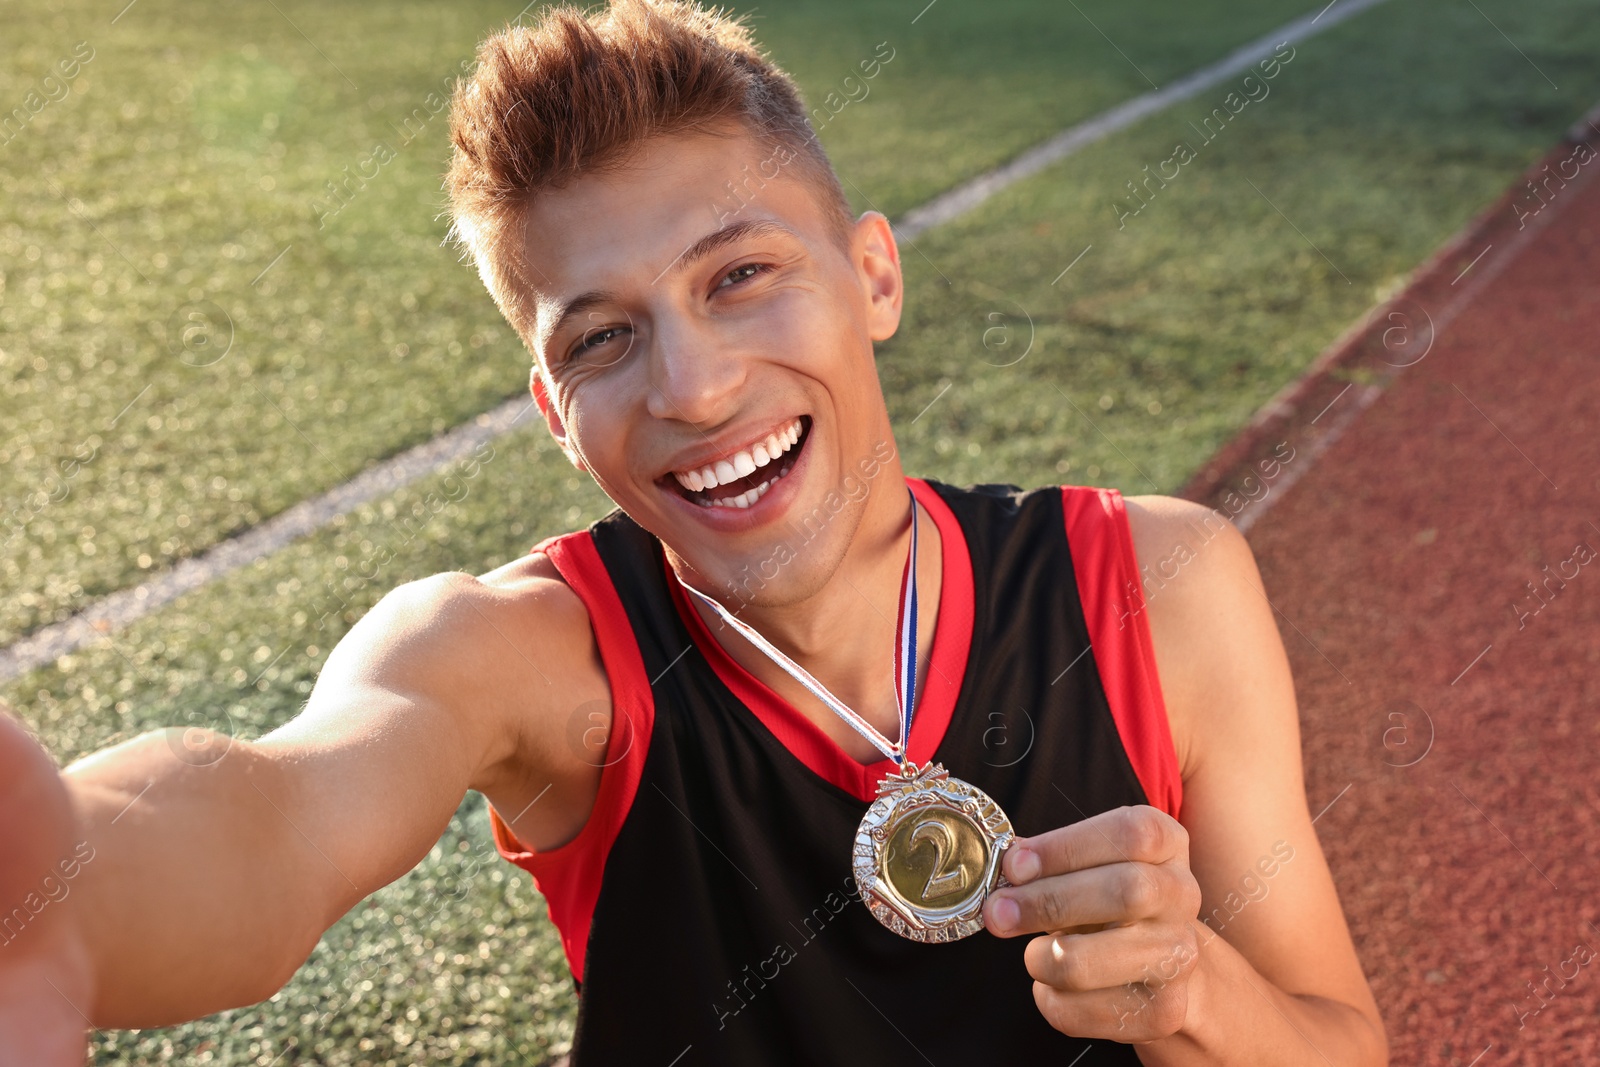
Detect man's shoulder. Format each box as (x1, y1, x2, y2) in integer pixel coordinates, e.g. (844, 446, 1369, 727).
(1116, 493, 1264, 784)
(1120, 492, 1242, 555)
(324, 544, 600, 703)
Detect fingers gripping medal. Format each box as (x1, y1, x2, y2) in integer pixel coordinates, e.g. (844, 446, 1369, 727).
(678, 489, 1013, 943)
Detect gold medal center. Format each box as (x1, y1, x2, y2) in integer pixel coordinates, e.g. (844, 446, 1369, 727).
(882, 807, 990, 910)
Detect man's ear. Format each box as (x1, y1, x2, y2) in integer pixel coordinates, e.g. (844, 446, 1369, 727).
(854, 211, 904, 343)
(530, 365, 586, 472)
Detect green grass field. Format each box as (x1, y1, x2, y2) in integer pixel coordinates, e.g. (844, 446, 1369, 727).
(5, 0, 1600, 1062)
(0, 0, 1310, 646)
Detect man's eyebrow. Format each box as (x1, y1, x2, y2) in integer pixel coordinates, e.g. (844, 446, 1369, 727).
(541, 218, 804, 358)
(542, 289, 619, 359)
(649, 217, 803, 286)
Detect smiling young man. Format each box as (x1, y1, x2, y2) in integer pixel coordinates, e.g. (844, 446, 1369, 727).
(0, 2, 1388, 1064)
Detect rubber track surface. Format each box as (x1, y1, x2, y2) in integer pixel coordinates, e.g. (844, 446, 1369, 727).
(1212, 134, 1600, 1065)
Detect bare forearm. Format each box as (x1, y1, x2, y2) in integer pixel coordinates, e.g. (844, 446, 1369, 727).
(1133, 922, 1388, 1067)
(62, 730, 333, 1028)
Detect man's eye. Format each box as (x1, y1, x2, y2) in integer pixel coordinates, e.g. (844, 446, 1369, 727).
(718, 262, 768, 289)
(571, 326, 626, 358)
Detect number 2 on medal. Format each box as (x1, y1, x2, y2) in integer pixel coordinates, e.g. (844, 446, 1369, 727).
(909, 817, 969, 900)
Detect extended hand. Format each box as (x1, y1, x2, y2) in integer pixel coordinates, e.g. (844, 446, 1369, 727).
(982, 804, 1204, 1043)
(0, 706, 95, 1067)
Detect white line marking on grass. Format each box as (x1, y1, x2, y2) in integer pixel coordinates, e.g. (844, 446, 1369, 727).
(0, 0, 1399, 680)
(0, 397, 537, 683)
(892, 0, 1395, 243)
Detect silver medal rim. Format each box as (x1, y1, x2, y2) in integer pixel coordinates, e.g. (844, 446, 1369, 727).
(852, 764, 1014, 943)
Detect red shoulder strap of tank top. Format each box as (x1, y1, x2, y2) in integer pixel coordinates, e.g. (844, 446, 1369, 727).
(1060, 486, 1184, 820)
(486, 528, 656, 983)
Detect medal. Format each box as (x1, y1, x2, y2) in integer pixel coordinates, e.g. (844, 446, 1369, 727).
(855, 760, 1012, 941)
(678, 488, 1014, 942)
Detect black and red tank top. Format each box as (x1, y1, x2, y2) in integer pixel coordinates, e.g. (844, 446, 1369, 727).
(490, 477, 1182, 1064)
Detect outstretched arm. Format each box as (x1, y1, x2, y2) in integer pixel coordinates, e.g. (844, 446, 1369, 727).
(0, 569, 569, 1047)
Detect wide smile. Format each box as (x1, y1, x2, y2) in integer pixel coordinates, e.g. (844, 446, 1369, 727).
(663, 415, 812, 511)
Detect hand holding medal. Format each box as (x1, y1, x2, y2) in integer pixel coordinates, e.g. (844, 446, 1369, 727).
(980, 805, 1206, 1041)
(678, 488, 1015, 943)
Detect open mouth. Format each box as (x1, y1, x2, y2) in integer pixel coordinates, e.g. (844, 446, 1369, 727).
(667, 415, 812, 510)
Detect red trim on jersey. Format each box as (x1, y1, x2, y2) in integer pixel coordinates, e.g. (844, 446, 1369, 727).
(1060, 486, 1184, 820)
(487, 530, 656, 984)
(664, 477, 974, 802)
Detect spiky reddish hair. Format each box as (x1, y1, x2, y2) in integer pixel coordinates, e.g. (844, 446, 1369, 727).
(445, 0, 853, 348)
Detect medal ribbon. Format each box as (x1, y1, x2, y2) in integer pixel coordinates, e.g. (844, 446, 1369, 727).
(677, 487, 921, 767)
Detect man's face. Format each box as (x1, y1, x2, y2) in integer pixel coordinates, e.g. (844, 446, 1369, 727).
(521, 125, 905, 604)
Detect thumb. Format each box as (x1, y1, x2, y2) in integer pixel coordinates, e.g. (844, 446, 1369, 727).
(0, 704, 95, 1066)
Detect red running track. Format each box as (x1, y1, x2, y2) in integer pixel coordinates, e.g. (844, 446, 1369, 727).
(1187, 116, 1600, 1065)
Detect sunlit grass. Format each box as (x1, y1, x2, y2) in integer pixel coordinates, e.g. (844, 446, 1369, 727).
(0, 0, 1312, 645)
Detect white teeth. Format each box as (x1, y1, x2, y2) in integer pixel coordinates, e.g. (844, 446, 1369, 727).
(707, 477, 776, 510)
(670, 417, 805, 497)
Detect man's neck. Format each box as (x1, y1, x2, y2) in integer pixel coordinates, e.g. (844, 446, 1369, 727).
(680, 480, 945, 765)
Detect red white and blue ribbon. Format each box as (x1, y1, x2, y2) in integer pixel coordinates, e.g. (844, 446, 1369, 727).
(893, 486, 920, 745)
(677, 487, 921, 767)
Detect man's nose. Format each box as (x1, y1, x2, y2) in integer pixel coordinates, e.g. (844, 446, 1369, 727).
(644, 319, 750, 426)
